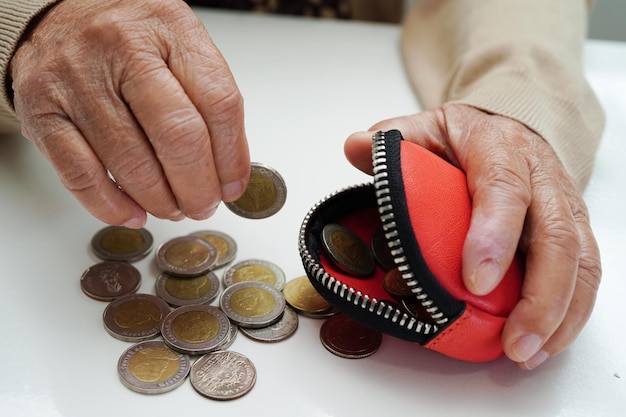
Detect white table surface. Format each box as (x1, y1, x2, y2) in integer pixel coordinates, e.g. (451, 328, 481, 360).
(1, 9, 624, 417)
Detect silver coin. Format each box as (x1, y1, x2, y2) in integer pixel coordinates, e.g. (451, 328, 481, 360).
(161, 305, 231, 355)
(103, 293, 171, 342)
(117, 340, 191, 395)
(240, 306, 298, 343)
(225, 162, 287, 219)
(91, 225, 153, 262)
(219, 281, 286, 328)
(222, 258, 286, 291)
(321, 223, 376, 277)
(189, 230, 237, 269)
(155, 236, 217, 277)
(155, 271, 220, 307)
(190, 350, 256, 400)
(80, 261, 141, 301)
(217, 321, 239, 351)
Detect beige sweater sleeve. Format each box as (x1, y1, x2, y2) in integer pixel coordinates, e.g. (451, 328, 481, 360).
(400, 0, 605, 190)
(0, 0, 62, 133)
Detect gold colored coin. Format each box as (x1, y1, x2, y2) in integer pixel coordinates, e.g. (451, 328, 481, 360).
(171, 311, 220, 344)
(225, 162, 287, 219)
(283, 276, 331, 314)
(91, 226, 153, 262)
(321, 223, 375, 277)
(155, 272, 221, 307)
(189, 230, 237, 268)
(103, 293, 171, 342)
(220, 281, 285, 328)
(222, 259, 285, 290)
(161, 305, 231, 355)
(156, 236, 217, 277)
(229, 287, 276, 318)
(118, 340, 191, 395)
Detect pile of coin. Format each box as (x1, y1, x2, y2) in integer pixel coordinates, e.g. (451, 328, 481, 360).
(83, 221, 372, 400)
(79, 161, 399, 399)
(318, 221, 437, 341)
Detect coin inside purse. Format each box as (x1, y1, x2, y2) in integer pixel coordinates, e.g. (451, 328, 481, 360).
(299, 129, 524, 363)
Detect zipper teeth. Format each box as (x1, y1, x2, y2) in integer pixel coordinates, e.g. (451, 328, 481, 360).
(298, 192, 438, 337)
(372, 132, 448, 327)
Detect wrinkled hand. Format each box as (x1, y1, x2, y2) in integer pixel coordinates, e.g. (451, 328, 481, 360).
(345, 104, 601, 370)
(10, 0, 250, 227)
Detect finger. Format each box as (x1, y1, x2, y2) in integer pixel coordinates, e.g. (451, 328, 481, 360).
(514, 205, 600, 370)
(26, 114, 147, 227)
(344, 131, 376, 174)
(167, 22, 250, 203)
(459, 143, 531, 295)
(73, 84, 184, 221)
(501, 185, 580, 367)
(122, 57, 222, 220)
(344, 110, 457, 174)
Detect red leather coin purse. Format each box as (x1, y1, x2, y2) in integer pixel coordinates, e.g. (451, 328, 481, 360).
(298, 129, 524, 362)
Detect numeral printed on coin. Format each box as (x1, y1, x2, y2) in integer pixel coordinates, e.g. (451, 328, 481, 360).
(225, 162, 287, 219)
(91, 226, 153, 262)
(156, 236, 218, 277)
(80, 261, 141, 301)
(118, 340, 191, 395)
(155, 271, 220, 307)
(190, 350, 257, 400)
(103, 293, 171, 342)
(222, 258, 286, 291)
(321, 223, 376, 277)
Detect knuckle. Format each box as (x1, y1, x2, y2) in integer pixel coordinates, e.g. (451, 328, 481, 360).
(153, 113, 210, 165)
(109, 152, 163, 193)
(58, 161, 100, 194)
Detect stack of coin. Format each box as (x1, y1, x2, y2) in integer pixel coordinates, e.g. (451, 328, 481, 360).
(320, 223, 433, 325)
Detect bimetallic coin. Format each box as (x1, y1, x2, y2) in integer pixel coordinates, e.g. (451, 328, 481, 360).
(155, 272, 220, 307)
(189, 230, 237, 269)
(80, 261, 141, 301)
(382, 268, 414, 299)
(190, 350, 256, 400)
(220, 281, 285, 328)
(225, 162, 287, 219)
(91, 226, 153, 262)
(155, 236, 217, 277)
(371, 227, 396, 271)
(240, 306, 298, 343)
(321, 223, 376, 277)
(161, 305, 231, 355)
(282, 276, 331, 315)
(103, 293, 171, 342)
(222, 259, 286, 291)
(117, 340, 191, 395)
(320, 314, 382, 359)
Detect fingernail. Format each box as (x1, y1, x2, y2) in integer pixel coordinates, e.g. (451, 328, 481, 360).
(188, 205, 218, 220)
(469, 258, 501, 295)
(523, 350, 550, 370)
(512, 334, 543, 362)
(123, 217, 145, 229)
(221, 181, 244, 202)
